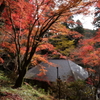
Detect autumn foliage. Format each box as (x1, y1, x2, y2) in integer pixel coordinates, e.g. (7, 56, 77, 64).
(0, 0, 97, 88)
(70, 26, 100, 100)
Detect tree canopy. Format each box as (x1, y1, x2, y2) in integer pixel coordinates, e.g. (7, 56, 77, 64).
(0, 0, 98, 88)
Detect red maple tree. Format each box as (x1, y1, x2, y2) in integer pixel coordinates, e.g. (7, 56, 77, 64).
(71, 28, 100, 100)
(0, 0, 96, 88)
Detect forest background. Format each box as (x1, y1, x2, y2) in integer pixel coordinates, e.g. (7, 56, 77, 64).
(0, 0, 100, 100)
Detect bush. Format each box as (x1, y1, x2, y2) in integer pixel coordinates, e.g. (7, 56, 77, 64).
(50, 80, 95, 100)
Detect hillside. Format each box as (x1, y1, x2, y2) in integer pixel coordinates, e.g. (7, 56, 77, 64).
(0, 70, 55, 100)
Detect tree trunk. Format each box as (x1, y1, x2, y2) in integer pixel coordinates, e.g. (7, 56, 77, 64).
(94, 88, 97, 100)
(13, 68, 27, 88)
(0, 1, 5, 16)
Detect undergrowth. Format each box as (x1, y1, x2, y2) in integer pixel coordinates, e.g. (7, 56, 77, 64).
(0, 70, 55, 100)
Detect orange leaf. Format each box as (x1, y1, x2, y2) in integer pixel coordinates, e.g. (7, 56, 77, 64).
(0, 58, 4, 63)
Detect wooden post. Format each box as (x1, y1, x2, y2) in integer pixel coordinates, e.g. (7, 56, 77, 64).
(57, 67, 61, 100)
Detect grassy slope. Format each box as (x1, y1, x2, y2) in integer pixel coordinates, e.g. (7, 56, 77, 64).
(0, 70, 55, 100)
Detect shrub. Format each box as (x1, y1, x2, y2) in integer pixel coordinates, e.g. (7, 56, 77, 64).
(50, 80, 95, 100)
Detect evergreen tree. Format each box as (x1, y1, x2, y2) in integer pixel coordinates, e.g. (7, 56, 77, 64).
(93, 7, 100, 29)
(74, 20, 84, 34)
